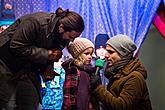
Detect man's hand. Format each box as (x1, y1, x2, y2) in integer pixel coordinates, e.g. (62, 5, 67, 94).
(42, 65, 60, 82)
(90, 75, 102, 90)
(48, 49, 62, 62)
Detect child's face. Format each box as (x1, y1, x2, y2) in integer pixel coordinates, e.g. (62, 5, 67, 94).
(79, 47, 93, 65)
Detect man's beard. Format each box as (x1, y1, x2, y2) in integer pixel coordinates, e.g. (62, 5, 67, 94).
(104, 55, 133, 79)
(59, 32, 70, 46)
(52, 32, 70, 50)
(104, 64, 116, 78)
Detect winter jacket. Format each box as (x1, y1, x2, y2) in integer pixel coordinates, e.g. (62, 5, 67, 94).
(0, 12, 66, 102)
(92, 57, 152, 110)
(0, 9, 15, 21)
(62, 59, 100, 110)
(0, 12, 66, 73)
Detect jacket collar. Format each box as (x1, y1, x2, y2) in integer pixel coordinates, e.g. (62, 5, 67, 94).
(112, 57, 147, 79)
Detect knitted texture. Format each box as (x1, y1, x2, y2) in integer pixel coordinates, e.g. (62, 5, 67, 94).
(67, 38, 94, 58)
(106, 34, 137, 56)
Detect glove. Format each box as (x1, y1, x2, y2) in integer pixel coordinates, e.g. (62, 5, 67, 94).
(42, 65, 60, 82)
(95, 58, 105, 68)
(90, 75, 102, 90)
(48, 49, 63, 62)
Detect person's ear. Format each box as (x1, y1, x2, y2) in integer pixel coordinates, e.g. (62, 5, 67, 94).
(59, 24, 64, 33)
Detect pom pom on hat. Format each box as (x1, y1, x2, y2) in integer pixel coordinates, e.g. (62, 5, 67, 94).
(106, 34, 137, 56)
(67, 37, 94, 58)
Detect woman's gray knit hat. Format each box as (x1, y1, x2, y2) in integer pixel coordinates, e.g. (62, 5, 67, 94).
(106, 34, 137, 56)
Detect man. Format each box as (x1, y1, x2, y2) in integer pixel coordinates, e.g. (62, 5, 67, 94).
(90, 34, 152, 110)
(0, 7, 84, 110)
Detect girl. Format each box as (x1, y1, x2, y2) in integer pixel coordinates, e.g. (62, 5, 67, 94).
(62, 37, 99, 110)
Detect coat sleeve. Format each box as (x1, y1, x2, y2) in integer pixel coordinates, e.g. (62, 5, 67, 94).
(92, 72, 147, 110)
(9, 18, 49, 64)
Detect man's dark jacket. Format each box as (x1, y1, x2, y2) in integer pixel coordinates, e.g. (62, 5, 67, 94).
(0, 12, 65, 102)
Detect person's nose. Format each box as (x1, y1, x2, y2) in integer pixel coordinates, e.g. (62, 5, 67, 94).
(87, 54, 92, 60)
(105, 52, 109, 59)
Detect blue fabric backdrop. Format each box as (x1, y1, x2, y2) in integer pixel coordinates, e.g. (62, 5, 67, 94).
(1, 0, 161, 53)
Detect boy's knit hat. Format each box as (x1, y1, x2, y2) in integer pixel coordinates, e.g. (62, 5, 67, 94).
(106, 34, 137, 56)
(67, 37, 94, 58)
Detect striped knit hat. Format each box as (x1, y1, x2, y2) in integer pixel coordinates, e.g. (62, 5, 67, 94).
(67, 37, 94, 58)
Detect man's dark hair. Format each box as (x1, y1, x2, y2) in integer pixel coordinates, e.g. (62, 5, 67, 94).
(56, 8, 84, 32)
